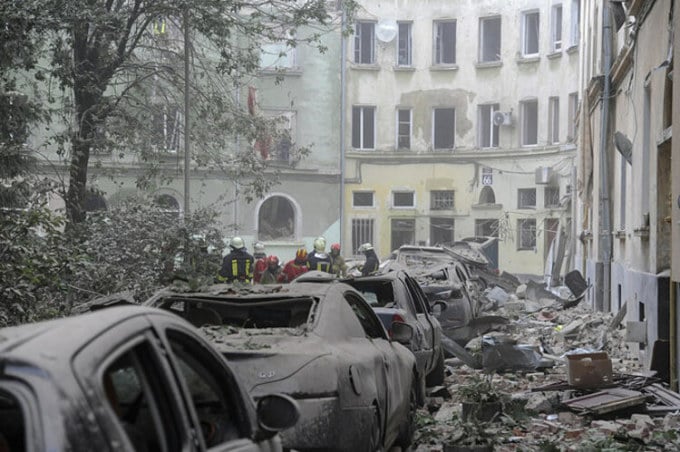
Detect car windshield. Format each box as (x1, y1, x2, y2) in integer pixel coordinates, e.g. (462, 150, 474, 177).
(348, 281, 396, 308)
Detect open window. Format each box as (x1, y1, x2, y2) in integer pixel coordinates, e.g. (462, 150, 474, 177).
(258, 195, 296, 241)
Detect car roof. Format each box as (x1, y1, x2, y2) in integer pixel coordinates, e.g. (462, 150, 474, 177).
(148, 281, 337, 302)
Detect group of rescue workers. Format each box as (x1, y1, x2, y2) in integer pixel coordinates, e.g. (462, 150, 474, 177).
(216, 236, 380, 284)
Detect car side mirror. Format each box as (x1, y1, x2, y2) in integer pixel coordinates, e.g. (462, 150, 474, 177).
(256, 394, 300, 434)
(391, 321, 413, 345)
(432, 300, 448, 317)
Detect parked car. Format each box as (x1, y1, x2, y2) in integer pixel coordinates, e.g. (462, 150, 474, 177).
(295, 269, 446, 386)
(0, 305, 298, 452)
(138, 282, 419, 452)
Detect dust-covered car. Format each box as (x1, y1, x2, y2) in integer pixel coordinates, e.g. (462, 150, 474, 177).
(142, 282, 420, 452)
(0, 306, 298, 452)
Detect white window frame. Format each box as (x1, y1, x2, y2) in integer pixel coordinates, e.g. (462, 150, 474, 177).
(478, 103, 500, 148)
(521, 10, 540, 57)
(260, 40, 297, 70)
(392, 190, 416, 209)
(520, 98, 539, 146)
(517, 218, 537, 250)
(352, 191, 375, 208)
(567, 92, 578, 142)
(433, 20, 457, 65)
(152, 104, 182, 153)
(570, 0, 581, 47)
(548, 96, 560, 144)
(396, 108, 412, 150)
(397, 22, 413, 67)
(430, 190, 455, 210)
(354, 21, 375, 64)
(479, 16, 502, 63)
(551, 4, 563, 52)
(351, 218, 375, 255)
(352, 105, 376, 150)
(432, 107, 456, 150)
(518, 188, 537, 209)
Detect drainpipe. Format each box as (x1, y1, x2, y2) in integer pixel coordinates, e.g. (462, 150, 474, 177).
(339, 3, 347, 250)
(672, 281, 677, 391)
(598, 1, 613, 312)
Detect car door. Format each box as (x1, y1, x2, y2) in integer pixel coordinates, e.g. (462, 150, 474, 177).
(403, 275, 439, 362)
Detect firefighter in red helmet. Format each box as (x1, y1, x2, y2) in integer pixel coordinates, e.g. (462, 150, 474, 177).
(279, 248, 310, 283)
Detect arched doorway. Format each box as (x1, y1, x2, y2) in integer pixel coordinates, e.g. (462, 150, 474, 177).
(258, 195, 296, 240)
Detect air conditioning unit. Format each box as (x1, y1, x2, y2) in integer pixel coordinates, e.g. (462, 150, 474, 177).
(535, 166, 554, 185)
(492, 111, 513, 126)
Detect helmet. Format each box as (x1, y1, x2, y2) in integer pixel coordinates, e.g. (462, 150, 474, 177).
(253, 241, 265, 253)
(313, 236, 326, 253)
(267, 255, 279, 266)
(358, 242, 373, 253)
(229, 236, 245, 249)
(295, 248, 308, 260)
(331, 243, 341, 253)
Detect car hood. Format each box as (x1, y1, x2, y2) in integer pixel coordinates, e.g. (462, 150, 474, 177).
(198, 326, 337, 397)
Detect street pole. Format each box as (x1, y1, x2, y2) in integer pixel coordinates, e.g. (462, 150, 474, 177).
(183, 6, 191, 215)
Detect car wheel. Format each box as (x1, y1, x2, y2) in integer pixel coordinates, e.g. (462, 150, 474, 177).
(395, 380, 418, 449)
(366, 404, 383, 452)
(425, 349, 446, 387)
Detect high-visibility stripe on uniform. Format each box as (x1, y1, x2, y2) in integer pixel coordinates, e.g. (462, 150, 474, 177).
(232, 259, 238, 278)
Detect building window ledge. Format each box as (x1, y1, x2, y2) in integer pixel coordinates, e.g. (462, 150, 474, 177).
(517, 55, 540, 65)
(546, 51, 562, 60)
(394, 66, 416, 72)
(430, 64, 459, 72)
(351, 64, 381, 71)
(615, 230, 627, 240)
(258, 68, 303, 76)
(475, 60, 502, 69)
(633, 226, 650, 239)
(471, 203, 503, 210)
(566, 45, 579, 54)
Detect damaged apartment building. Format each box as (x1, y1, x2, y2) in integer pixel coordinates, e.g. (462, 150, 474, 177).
(342, 0, 580, 278)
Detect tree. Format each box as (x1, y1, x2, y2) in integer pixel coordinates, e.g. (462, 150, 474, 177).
(1, 0, 355, 223)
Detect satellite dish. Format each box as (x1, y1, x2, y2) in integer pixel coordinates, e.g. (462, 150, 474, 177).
(376, 18, 398, 43)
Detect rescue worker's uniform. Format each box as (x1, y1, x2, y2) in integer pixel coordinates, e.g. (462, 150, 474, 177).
(307, 236, 333, 273)
(330, 243, 347, 277)
(279, 249, 310, 283)
(358, 243, 380, 276)
(217, 237, 254, 283)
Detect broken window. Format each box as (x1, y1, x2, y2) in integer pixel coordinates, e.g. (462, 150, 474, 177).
(567, 92, 578, 142)
(544, 218, 560, 259)
(154, 194, 181, 218)
(260, 41, 297, 69)
(397, 22, 412, 66)
(551, 4, 563, 52)
(393, 191, 415, 208)
(430, 217, 454, 245)
(475, 219, 499, 237)
(431, 190, 455, 210)
(434, 20, 456, 65)
(352, 218, 374, 254)
(544, 186, 560, 207)
(258, 195, 295, 241)
(260, 110, 296, 162)
(521, 11, 540, 56)
(479, 186, 496, 204)
(570, 0, 581, 47)
(151, 104, 181, 153)
(478, 104, 500, 148)
(397, 108, 411, 150)
(353, 191, 374, 207)
(433, 108, 455, 149)
(352, 106, 375, 149)
(518, 188, 537, 209)
(354, 21, 375, 64)
(520, 99, 538, 146)
(549, 96, 560, 144)
(517, 218, 537, 250)
(391, 218, 415, 250)
(479, 16, 501, 62)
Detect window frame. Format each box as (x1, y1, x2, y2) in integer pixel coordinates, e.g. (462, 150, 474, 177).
(397, 21, 413, 67)
(567, 92, 578, 142)
(517, 188, 537, 209)
(351, 218, 375, 255)
(432, 107, 456, 150)
(354, 21, 376, 64)
(392, 190, 416, 209)
(352, 191, 375, 208)
(430, 190, 455, 210)
(551, 4, 563, 52)
(521, 10, 540, 57)
(548, 96, 560, 144)
(433, 20, 457, 65)
(396, 108, 412, 150)
(430, 217, 455, 245)
(517, 218, 537, 250)
(258, 195, 296, 241)
(259, 40, 297, 70)
(151, 103, 182, 153)
(352, 105, 376, 150)
(391, 218, 416, 250)
(478, 103, 500, 148)
(520, 98, 539, 146)
(544, 186, 561, 208)
(475, 218, 499, 237)
(570, 0, 581, 47)
(479, 16, 502, 63)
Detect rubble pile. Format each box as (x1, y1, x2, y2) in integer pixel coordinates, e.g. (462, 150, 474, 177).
(412, 277, 680, 451)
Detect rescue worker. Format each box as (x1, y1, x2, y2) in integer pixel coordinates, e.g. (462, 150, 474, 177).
(329, 243, 347, 277)
(217, 237, 254, 284)
(307, 236, 333, 273)
(260, 255, 282, 284)
(278, 248, 310, 283)
(358, 242, 380, 276)
(253, 242, 267, 284)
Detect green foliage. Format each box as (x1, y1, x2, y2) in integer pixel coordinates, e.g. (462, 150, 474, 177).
(457, 374, 502, 403)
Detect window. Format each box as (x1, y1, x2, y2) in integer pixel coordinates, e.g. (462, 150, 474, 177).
(397, 109, 411, 150)
(354, 21, 375, 64)
(352, 106, 375, 149)
(431, 190, 455, 210)
(544, 218, 559, 259)
(344, 293, 386, 339)
(570, 0, 581, 47)
(567, 92, 578, 142)
(641, 84, 651, 215)
(259, 110, 296, 162)
(433, 108, 455, 149)
(478, 104, 499, 148)
(258, 195, 295, 240)
(154, 194, 181, 218)
(353, 191, 374, 207)
(518, 188, 537, 209)
(151, 104, 181, 152)
(521, 11, 540, 56)
(392, 191, 415, 208)
(260, 41, 296, 69)
(430, 217, 454, 245)
(351, 218, 374, 254)
(475, 219, 499, 237)
(479, 16, 501, 62)
(478, 186, 496, 204)
(520, 99, 538, 146)
(391, 219, 415, 250)
(544, 186, 560, 207)
(434, 20, 456, 65)
(397, 22, 412, 66)
(551, 4, 563, 52)
(548, 97, 560, 144)
(517, 218, 537, 250)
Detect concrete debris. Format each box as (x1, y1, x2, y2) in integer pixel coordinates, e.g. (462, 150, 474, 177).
(515, 284, 527, 299)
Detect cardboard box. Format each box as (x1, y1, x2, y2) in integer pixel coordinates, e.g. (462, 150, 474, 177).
(566, 352, 613, 388)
